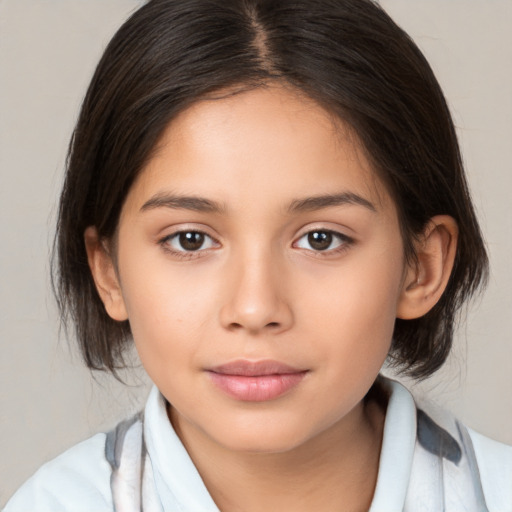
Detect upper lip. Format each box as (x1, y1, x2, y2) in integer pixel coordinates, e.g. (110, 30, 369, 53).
(208, 360, 306, 376)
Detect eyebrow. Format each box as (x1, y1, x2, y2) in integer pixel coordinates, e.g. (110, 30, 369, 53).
(140, 191, 376, 215)
(287, 192, 376, 214)
(140, 193, 226, 214)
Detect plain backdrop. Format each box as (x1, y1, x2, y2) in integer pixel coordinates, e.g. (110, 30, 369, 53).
(1, 0, 511, 506)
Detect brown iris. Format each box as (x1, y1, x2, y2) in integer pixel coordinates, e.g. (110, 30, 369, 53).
(308, 231, 333, 251)
(179, 232, 205, 251)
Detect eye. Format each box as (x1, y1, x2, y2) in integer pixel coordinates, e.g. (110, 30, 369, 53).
(295, 230, 351, 252)
(163, 231, 217, 252)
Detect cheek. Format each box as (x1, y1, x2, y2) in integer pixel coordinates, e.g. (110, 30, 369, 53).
(299, 245, 403, 360)
(119, 251, 221, 367)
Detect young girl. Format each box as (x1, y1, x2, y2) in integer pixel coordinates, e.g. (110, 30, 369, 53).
(5, 0, 511, 510)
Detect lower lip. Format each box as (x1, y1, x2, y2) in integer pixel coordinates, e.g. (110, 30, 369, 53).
(207, 371, 308, 402)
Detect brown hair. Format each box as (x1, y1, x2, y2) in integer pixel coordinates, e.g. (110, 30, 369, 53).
(53, 0, 488, 379)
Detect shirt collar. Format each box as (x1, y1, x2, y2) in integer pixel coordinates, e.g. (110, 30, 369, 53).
(369, 377, 417, 511)
(144, 386, 220, 511)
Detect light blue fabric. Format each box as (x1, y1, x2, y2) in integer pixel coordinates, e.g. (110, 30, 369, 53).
(4, 378, 512, 511)
(3, 433, 113, 511)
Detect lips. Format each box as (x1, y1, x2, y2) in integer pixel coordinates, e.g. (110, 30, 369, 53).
(206, 360, 308, 402)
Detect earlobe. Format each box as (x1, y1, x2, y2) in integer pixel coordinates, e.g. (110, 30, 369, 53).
(84, 227, 128, 321)
(396, 215, 458, 320)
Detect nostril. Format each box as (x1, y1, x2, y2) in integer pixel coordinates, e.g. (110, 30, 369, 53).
(228, 321, 280, 332)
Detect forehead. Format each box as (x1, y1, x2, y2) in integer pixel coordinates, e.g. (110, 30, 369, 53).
(124, 85, 392, 215)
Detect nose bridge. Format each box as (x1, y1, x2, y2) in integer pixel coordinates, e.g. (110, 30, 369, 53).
(219, 240, 293, 334)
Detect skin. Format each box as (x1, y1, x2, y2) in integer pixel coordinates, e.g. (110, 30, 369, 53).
(86, 84, 458, 511)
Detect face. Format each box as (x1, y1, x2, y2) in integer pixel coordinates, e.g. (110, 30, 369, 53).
(110, 85, 409, 453)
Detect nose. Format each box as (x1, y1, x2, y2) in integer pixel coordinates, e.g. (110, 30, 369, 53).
(219, 248, 294, 335)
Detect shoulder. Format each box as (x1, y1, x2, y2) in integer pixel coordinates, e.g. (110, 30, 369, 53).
(412, 390, 512, 510)
(468, 427, 512, 511)
(380, 377, 512, 510)
(4, 433, 113, 512)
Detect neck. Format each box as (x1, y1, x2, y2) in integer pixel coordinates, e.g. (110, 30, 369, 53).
(169, 395, 386, 512)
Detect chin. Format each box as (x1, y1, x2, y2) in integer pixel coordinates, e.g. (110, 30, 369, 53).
(206, 416, 316, 455)
(221, 434, 306, 455)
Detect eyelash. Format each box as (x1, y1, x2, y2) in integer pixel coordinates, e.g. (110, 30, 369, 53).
(159, 229, 354, 260)
(159, 230, 220, 260)
(293, 229, 354, 256)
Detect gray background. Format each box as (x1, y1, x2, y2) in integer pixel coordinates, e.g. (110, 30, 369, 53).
(1, 0, 511, 506)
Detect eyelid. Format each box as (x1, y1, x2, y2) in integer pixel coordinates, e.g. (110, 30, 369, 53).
(157, 223, 219, 242)
(294, 222, 355, 240)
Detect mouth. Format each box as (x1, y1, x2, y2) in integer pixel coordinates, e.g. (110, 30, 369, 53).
(206, 360, 309, 402)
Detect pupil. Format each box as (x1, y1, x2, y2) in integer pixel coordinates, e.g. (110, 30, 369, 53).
(308, 231, 332, 251)
(179, 232, 204, 251)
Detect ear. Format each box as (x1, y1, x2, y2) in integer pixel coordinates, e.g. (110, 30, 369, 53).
(397, 215, 458, 320)
(84, 226, 128, 321)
